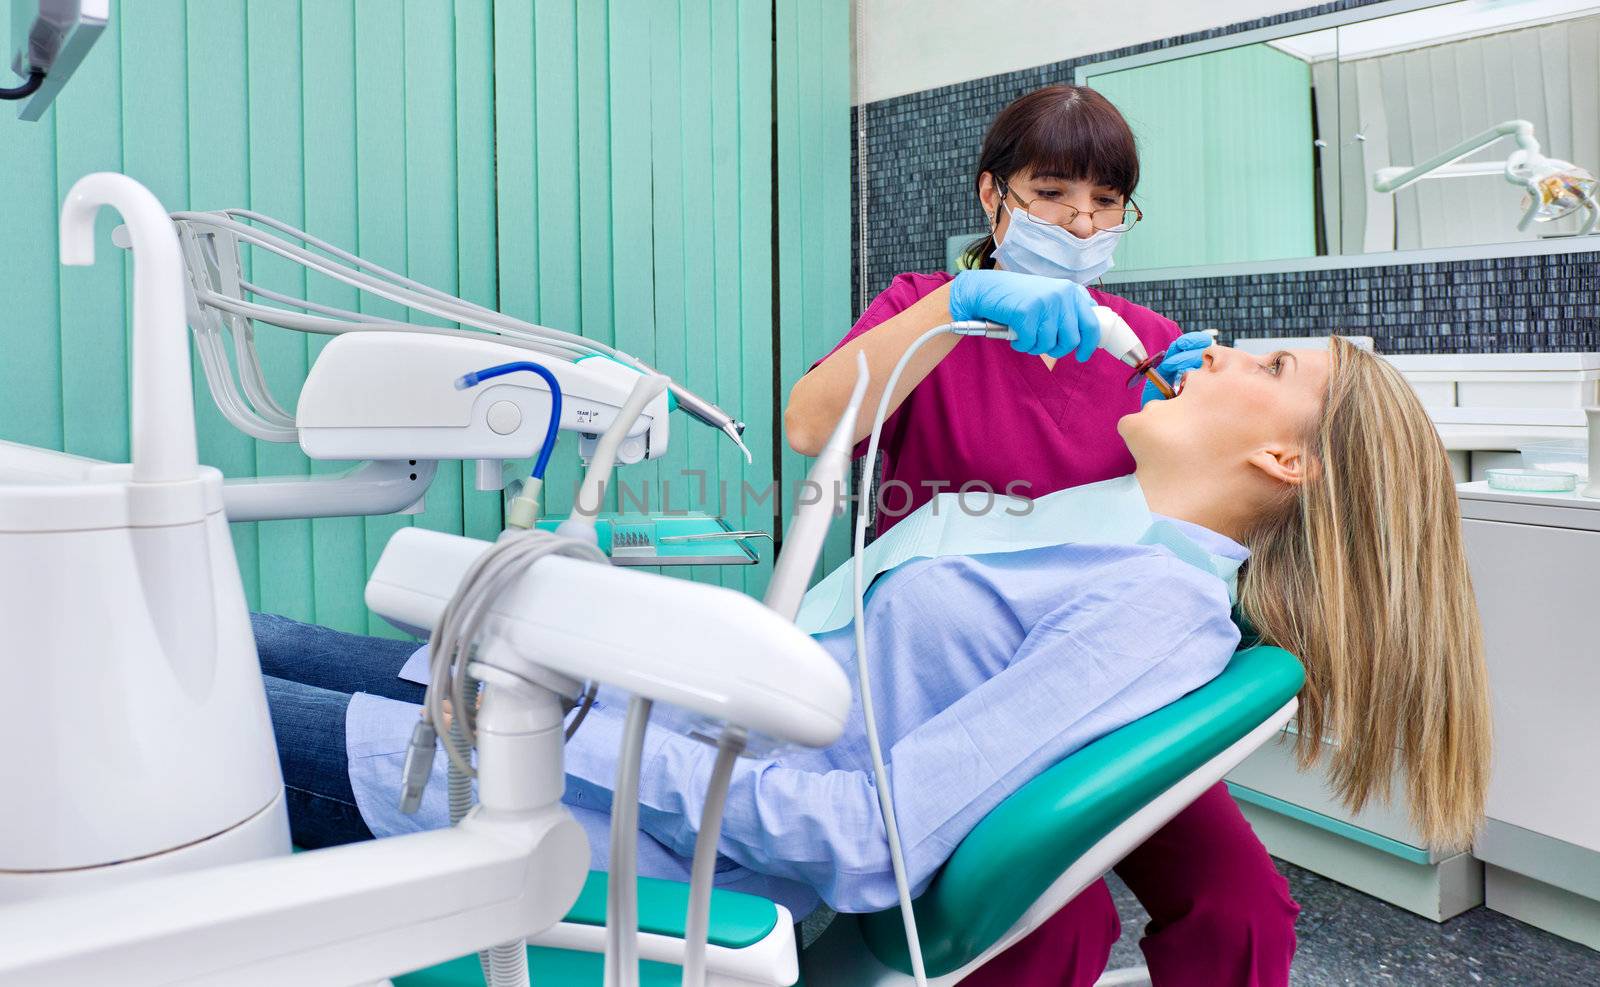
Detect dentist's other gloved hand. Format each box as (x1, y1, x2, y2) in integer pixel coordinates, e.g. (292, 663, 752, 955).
(1141, 331, 1214, 406)
(948, 269, 1102, 361)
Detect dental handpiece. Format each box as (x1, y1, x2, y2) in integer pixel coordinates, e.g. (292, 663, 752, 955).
(949, 309, 1175, 399)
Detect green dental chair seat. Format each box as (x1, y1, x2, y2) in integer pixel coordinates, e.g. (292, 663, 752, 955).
(393, 871, 782, 985)
(855, 644, 1305, 977)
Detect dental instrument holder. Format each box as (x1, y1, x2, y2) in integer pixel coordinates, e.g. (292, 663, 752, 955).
(111, 210, 743, 524)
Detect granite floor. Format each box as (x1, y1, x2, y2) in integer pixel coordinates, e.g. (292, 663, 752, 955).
(1105, 860, 1600, 986)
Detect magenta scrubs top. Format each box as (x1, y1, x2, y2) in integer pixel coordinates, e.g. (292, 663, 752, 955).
(822, 271, 1180, 532)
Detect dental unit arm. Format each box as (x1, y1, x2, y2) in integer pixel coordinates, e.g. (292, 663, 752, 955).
(121, 209, 750, 524)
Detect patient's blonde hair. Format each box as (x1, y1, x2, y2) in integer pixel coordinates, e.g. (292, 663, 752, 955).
(1239, 337, 1491, 850)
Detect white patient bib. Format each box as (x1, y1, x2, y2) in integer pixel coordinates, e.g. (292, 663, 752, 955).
(793, 474, 1244, 635)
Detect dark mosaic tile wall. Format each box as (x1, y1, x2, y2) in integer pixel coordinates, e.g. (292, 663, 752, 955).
(1115, 254, 1600, 352)
(850, 0, 1600, 353)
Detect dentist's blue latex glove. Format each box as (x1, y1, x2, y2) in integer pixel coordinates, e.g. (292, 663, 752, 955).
(948, 269, 1102, 361)
(1141, 331, 1213, 406)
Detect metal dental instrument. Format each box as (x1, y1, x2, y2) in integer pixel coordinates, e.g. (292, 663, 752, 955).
(657, 530, 775, 543)
(950, 311, 1177, 399)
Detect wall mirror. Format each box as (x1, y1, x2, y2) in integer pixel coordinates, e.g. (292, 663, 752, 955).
(1075, 0, 1600, 275)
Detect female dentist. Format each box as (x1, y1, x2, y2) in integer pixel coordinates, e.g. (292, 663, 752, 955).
(784, 85, 1296, 986)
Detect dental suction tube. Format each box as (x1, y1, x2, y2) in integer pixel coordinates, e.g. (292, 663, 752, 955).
(854, 324, 984, 987)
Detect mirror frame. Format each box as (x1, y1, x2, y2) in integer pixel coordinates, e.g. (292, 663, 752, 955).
(1073, 0, 1600, 284)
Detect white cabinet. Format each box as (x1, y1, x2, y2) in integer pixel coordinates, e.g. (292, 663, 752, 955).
(1458, 483, 1600, 950)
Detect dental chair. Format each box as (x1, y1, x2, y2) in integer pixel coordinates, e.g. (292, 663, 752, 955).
(393, 643, 1303, 987)
(1, 175, 1303, 987)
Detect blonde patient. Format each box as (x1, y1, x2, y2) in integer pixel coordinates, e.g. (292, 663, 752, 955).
(1126, 336, 1490, 847)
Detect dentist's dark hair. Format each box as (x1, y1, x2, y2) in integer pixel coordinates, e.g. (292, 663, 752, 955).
(962, 85, 1140, 270)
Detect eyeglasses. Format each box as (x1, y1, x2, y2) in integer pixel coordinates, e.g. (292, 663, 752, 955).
(999, 180, 1142, 233)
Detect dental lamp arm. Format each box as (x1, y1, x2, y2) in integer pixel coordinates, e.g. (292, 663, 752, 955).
(1372, 119, 1539, 195)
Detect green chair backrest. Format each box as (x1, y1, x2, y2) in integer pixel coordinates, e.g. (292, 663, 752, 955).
(857, 645, 1305, 976)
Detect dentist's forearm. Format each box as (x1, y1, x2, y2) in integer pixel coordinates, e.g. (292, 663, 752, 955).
(783, 283, 962, 456)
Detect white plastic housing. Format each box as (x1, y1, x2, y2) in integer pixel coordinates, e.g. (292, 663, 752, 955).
(0, 457, 285, 889)
(0, 173, 288, 899)
(296, 331, 670, 465)
(1094, 307, 1147, 367)
(366, 527, 852, 749)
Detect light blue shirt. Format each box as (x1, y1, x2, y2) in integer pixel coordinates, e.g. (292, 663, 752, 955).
(346, 518, 1245, 917)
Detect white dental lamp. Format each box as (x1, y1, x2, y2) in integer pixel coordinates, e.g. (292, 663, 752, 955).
(1372, 119, 1599, 236)
(4, 0, 108, 120)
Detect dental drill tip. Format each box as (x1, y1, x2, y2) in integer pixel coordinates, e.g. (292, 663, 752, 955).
(725, 423, 753, 464)
(1127, 350, 1173, 399)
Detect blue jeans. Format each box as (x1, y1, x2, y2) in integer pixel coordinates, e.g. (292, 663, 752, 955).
(254, 612, 423, 849)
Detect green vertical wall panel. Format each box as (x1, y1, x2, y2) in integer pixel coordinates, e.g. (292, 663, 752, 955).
(735, 0, 775, 598)
(815, 0, 853, 575)
(707, 0, 740, 591)
(648, 0, 690, 578)
(0, 0, 851, 631)
(605, 0, 661, 534)
(302, 0, 369, 632)
(677, 0, 719, 588)
(404, 0, 468, 558)
(54, 8, 125, 467)
(776, 0, 854, 582)
(775, 0, 804, 569)
(186, 0, 261, 605)
(455, 0, 503, 544)
(248, 0, 315, 622)
(0, 26, 61, 452)
(354, 0, 415, 637)
(530, 0, 585, 522)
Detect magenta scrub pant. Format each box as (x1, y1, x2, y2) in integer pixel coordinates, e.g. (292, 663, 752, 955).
(959, 783, 1299, 986)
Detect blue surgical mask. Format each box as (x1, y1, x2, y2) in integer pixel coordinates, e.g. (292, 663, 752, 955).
(993, 203, 1124, 284)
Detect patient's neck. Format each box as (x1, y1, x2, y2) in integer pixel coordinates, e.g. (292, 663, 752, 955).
(1133, 464, 1254, 544)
